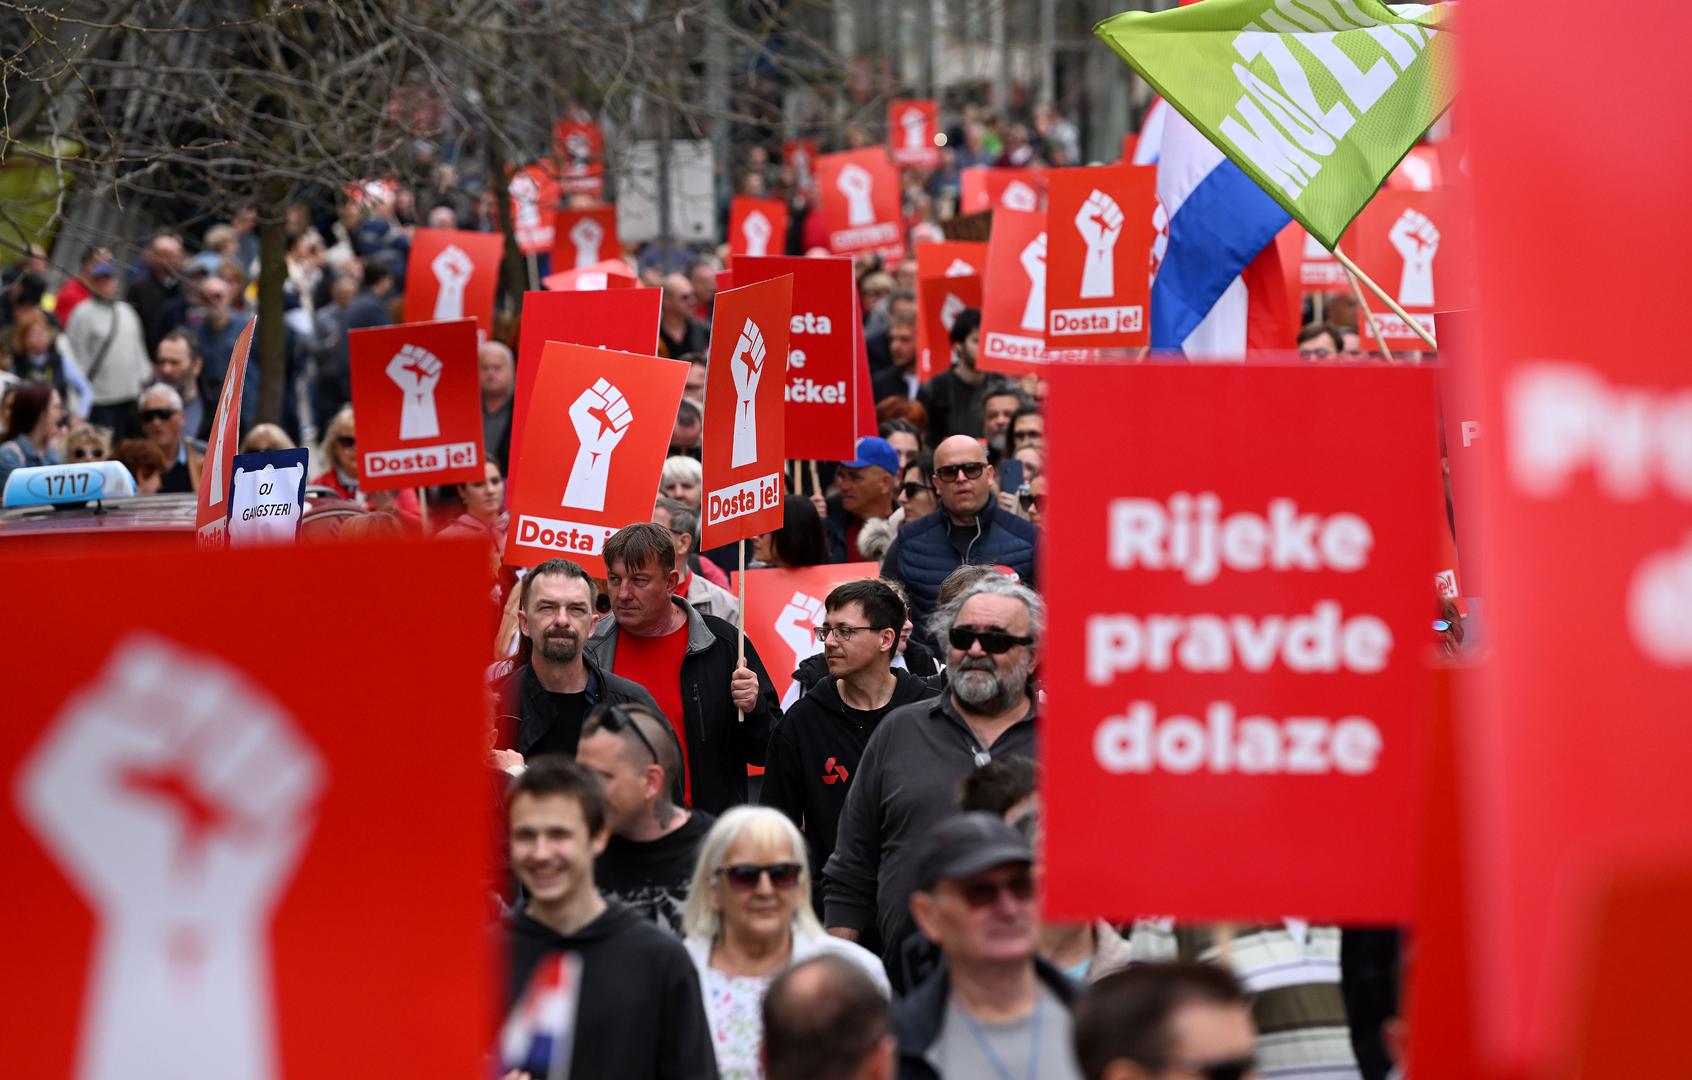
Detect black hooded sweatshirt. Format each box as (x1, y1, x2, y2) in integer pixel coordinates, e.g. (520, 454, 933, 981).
(502, 900, 718, 1080)
(760, 668, 939, 886)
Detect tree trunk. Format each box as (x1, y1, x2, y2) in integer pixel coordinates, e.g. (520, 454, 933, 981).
(256, 187, 289, 427)
(485, 138, 528, 324)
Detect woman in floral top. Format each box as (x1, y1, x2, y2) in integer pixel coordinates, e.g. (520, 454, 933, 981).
(682, 807, 890, 1079)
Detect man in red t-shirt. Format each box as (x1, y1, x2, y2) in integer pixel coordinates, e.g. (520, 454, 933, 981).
(585, 523, 782, 814)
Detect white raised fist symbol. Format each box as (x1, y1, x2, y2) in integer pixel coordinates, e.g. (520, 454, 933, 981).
(563, 377, 632, 511)
(940, 292, 966, 332)
(899, 107, 928, 151)
(431, 243, 474, 320)
(1018, 232, 1048, 333)
(1002, 180, 1038, 212)
(1075, 188, 1124, 299)
(742, 210, 773, 256)
(775, 592, 826, 665)
(386, 343, 443, 440)
(17, 633, 324, 1080)
(511, 175, 542, 230)
(1389, 208, 1440, 308)
(569, 216, 604, 269)
(730, 318, 767, 468)
(1630, 532, 1692, 666)
(837, 163, 875, 226)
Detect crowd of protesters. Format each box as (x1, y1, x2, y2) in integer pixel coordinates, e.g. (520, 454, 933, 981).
(0, 99, 1429, 1080)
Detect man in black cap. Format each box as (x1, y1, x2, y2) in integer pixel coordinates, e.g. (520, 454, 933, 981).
(894, 812, 1082, 1080)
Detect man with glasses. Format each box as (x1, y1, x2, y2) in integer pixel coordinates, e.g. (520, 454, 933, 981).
(896, 812, 1083, 1080)
(1073, 963, 1260, 1080)
(762, 580, 938, 913)
(138, 383, 204, 493)
(824, 574, 1041, 988)
(1009, 406, 1044, 452)
(489, 558, 662, 767)
(576, 702, 711, 935)
(880, 434, 1040, 643)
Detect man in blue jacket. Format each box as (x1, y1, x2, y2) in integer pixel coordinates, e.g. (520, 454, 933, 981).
(879, 434, 1039, 643)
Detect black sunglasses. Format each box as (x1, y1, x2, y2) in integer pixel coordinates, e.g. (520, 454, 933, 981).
(900, 481, 930, 500)
(1159, 1056, 1257, 1080)
(934, 461, 986, 482)
(586, 702, 664, 765)
(69, 447, 103, 461)
(139, 408, 178, 424)
(1018, 491, 1045, 513)
(954, 870, 1035, 908)
(335, 434, 356, 448)
(949, 626, 1034, 655)
(715, 862, 803, 892)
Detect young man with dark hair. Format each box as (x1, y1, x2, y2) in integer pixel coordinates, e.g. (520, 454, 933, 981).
(499, 756, 717, 1080)
(917, 307, 1008, 444)
(762, 579, 937, 910)
(763, 954, 895, 1080)
(1072, 963, 1257, 1080)
(489, 559, 662, 765)
(577, 702, 712, 935)
(586, 522, 781, 814)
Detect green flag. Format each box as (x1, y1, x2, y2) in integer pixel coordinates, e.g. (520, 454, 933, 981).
(1097, 0, 1456, 249)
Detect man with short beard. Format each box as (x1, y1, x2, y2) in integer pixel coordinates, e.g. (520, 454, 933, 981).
(489, 558, 663, 766)
(823, 573, 1042, 986)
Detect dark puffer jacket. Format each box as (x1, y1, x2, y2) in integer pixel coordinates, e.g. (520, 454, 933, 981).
(879, 502, 1039, 641)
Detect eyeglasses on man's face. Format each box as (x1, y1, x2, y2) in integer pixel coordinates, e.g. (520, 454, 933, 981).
(814, 624, 885, 643)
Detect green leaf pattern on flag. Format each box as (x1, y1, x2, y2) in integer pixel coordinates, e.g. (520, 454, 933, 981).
(1096, 0, 1457, 249)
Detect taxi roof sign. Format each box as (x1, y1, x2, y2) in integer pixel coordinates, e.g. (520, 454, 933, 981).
(2, 462, 137, 509)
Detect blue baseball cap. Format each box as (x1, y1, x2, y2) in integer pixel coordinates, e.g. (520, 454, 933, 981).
(841, 436, 900, 476)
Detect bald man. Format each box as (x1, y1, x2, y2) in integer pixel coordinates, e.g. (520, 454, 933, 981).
(879, 435, 1040, 640)
(659, 273, 710, 359)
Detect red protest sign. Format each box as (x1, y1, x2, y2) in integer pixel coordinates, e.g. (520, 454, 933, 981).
(1044, 165, 1156, 352)
(914, 240, 987, 381)
(0, 540, 491, 1079)
(194, 317, 256, 545)
(1346, 190, 1459, 353)
(732, 256, 858, 461)
(815, 149, 904, 260)
(348, 318, 484, 492)
(508, 288, 662, 509)
(959, 167, 1046, 215)
(509, 164, 560, 255)
(918, 275, 982, 382)
(887, 99, 940, 168)
(731, 562, 881, 709)
(700, 276, 794, 551)
(1459, 0, 1692, 1066)
(542, 260, 638, 293)
(402, 228, 503, 338)
(1041, 363, 1440, 922)
(553, 118, 605, 195)
(504, 343, 687, 573)
(728, 198, 790, 260)
(783, 139, 817, 192)
(978, 208, 1048, 376)
(552, 205, 620, 272)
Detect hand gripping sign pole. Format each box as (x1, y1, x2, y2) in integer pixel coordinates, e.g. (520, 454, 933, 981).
(1333, 245, 1439, 352)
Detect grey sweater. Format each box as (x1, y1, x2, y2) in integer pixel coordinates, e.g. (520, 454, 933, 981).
(822, 691, 1038, 960)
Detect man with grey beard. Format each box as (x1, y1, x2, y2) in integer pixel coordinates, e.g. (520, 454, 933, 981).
(489, 558, 664, 766)
(822, 573, 1042, 981)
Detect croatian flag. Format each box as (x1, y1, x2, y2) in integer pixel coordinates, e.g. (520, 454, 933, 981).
(1131, 98, 1170, 166)
(499, 952, 582, 1080)
(1151, 107, 1293, 358)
